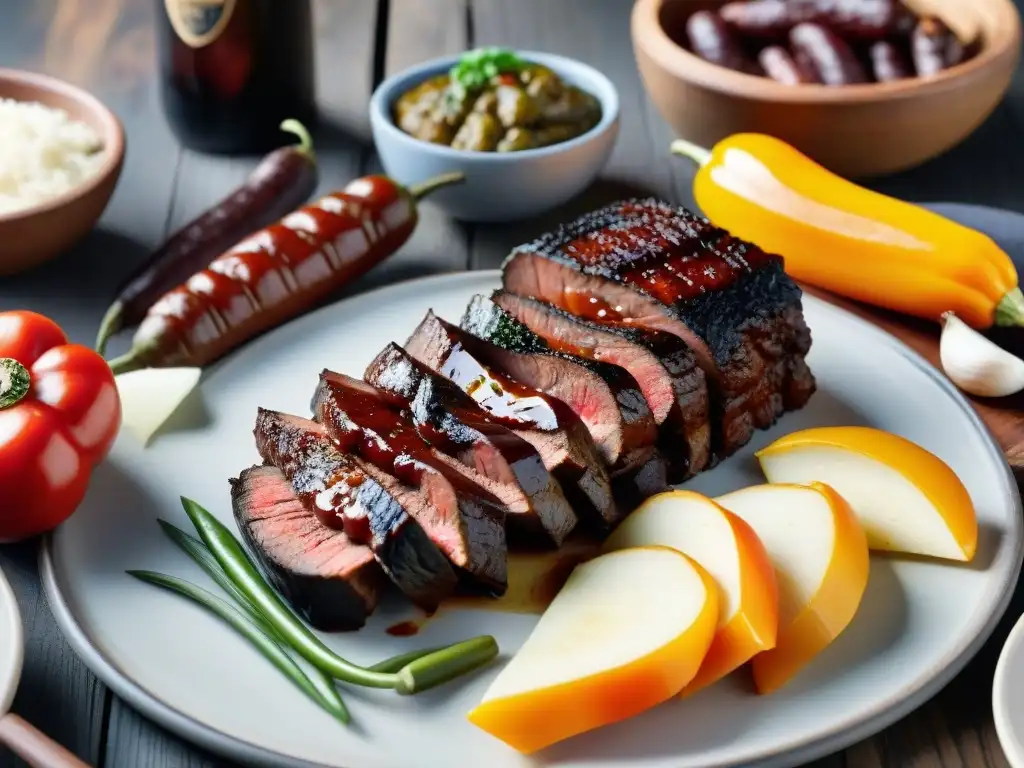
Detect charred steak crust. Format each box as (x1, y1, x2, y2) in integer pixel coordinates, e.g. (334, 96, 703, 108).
(364, 343, 579, 545)
(312, 371, 508, 593)
(229, 465, 384, 631)
(490, 289, 709, 479)
(459, 293, 658, 468)
(404, 310, 619, 528)
(253, 408, 459, 611)
(501, 198, 816, 459)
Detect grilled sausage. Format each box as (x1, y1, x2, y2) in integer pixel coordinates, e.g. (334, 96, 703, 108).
(719, 0, 916, 40)
(870, 40, 913, 82)
(912, 15, 965, 77)
(758, 45, 820, 84)
(685, 10, 761, 74)
(95, 121, 319, 355)
(106, 173, 464, 374)
(790, 22, 870, 85)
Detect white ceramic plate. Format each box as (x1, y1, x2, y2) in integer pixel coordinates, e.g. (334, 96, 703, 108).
(994, 611, 1024, 767)
(0, 563, 22, 717)
(40, 271, 1023, 768)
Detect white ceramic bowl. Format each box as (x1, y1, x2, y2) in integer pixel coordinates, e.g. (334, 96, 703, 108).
(369, 50, 620, 223)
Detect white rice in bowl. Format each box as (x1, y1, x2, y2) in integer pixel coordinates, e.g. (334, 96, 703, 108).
(0, 97, 105, 215)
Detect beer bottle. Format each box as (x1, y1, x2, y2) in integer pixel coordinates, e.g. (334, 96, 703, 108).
(156, 0, 317, 154)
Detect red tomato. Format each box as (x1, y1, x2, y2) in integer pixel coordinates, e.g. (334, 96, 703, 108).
(0, 311, 121, 542)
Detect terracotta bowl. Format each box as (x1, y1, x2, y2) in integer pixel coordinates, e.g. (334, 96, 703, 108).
(0, 69, 125, 276)
(632, 0, 1022, 178)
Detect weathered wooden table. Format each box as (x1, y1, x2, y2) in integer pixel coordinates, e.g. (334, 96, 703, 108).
(2, 1, 1024, 766)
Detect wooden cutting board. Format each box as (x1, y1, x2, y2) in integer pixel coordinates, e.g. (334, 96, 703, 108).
(805, 283, 1024, 475)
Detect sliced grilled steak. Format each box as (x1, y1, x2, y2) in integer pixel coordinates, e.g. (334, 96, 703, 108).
(501, 198, 816, 460)
(490, 289, 709, 480)
(312, 370, 507, 592)
(253, 408, 458, 611)
(364, 343, 577, 544)
(230, 465, 385, 631)
(459, 294, 662, 478)
(404, 310, 619, 527)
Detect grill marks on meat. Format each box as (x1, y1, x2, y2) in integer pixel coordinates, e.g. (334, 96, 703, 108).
(490, 289, 709, 480)
(364, 343, 578, 545)
(501, 198, 816, 459)
(253, 408, 458, 611)
(459, 293, 662, 474)
(404, 310, 619, 528)
(230, 465, 385, 631)
(312, 370, 508, 592)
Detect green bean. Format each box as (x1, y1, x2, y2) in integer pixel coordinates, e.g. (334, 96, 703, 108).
(368, 646, 446, 674)
(157, 519, 346, 717)
(394, 636, 500, 695)
(158, 519, 280, 639)
(180, 496, 500, 694)
(180, 497, 399, 688)
(127, 570, 349, 723)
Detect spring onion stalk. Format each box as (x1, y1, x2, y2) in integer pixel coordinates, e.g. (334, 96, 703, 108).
(368, 646, 446, 674)
(394, 636, 500, 695)
(157, 519, 346, 716)
(127, 570, 349, 723)
(180, 496, 500, 693)
(158, 519, 280, 639)
(180, 497, 400, 688)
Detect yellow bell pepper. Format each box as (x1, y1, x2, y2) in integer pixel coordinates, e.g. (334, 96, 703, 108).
(671, 133, 1024, 329)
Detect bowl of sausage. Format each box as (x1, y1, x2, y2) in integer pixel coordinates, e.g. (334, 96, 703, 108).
(631, 0, 1022, 177)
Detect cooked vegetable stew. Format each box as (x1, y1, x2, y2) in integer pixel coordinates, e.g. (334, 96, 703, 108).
(393, 48, 602, 152)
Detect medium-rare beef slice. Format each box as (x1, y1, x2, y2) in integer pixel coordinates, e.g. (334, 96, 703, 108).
(254, 408, 458, 611)
(364, 343, 577, 544)
(313, 370, 507, 593)
(458, 294, 664, 481)
(490, 289, 709, 480)
(230, 464, 385, 631)
(501, 198, 816, 460)
(404, 310, 619, 527)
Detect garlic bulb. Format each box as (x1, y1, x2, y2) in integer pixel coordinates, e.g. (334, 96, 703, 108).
(939, 312, 1024, 398)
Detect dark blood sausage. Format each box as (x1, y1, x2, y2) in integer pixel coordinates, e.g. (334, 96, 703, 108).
(790, 22, 869, 85)
(96, 121, 319, 355)
(500, 198, 816, 462)
(230, 464, 386, 631)
(403, 310, 619, 529)
(685, 10, 761, 74)
(253, 407, 459, 612)
(106, 173, 463, 375)
(489, 290, 709, 481)
(719, 0, 915, 40)
(912, 16, 965, 77)
(758, 45, 820, 85)
(312, 370, 508, 593)
(364, 343, 579, 545)
(869, 40, 913, 82)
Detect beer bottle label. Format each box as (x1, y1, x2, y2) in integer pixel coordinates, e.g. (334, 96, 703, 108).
(164, 0, 237, 48)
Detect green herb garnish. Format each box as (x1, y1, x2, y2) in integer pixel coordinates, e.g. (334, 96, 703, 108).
(449, 47, 526, 94)
(128, 496, 500, 721)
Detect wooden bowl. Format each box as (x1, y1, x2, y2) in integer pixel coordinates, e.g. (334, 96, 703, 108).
(632, 0, 1022, 178)
(0, 69, 125, 276)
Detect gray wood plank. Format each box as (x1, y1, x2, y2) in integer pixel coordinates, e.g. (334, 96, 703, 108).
(373, 0, 471, 282)
(0, 1, 181, 765)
